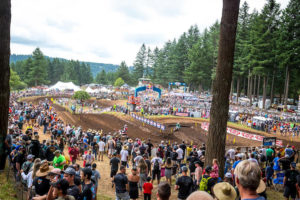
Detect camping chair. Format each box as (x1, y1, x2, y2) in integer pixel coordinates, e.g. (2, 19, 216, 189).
(273, 172, 284, 191)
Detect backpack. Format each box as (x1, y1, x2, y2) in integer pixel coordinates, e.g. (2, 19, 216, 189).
(153, 158, 160, 171)
(172, 152, 178, 160)
(199, 175, 212, 193)
(116, 141, 122, 150)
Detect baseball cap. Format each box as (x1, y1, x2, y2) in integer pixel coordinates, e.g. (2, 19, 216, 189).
(51, 179, 69, 190)
(181, 166, 188, 172)
(48, 168, 61, 175)
(225, 172, 232, 179)
(27, 154, 34, 160)
(63, 167, 76, 175)
(205, 166, 212, 173)
(54, 150, 61, 154)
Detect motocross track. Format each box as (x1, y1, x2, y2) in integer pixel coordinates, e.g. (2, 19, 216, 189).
(52, 103, 261, 147)
(23, 96, 299, 147)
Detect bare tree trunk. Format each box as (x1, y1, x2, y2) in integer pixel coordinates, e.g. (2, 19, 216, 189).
(253, 75, 257, 99)
(257, 75, 261, 101)
(262, 76, 268, 109)
(243, 77, 246, 96)
(270, 70, 275, 104)
(249, 75, 253, 106)
(230, 78, 234, 101)
(237, 76, 240, 102)
(205, 0, 240, 177)
(283, 66, 288, 106)
(0, 0, 11, 170)
(247, 69, 250, 97)
(284, 68, 290, 109)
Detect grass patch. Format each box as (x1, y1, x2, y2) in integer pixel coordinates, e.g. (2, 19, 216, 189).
(97, 193, 113, 200)
(0, 171, 18, 200)
(266, 188, 284, 200)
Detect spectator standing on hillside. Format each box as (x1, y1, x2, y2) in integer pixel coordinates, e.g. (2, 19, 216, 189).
(53, 150, 66, 170)
(234, 160, 265, 200)
(156, 182, 171, 200)
(110, 152, 120, 187)
(175, 166, 194, 200)
(151, 152, 163, 185)
(114, 165, 130, 200)
(63, 167, 80, 200)
(284, 162, 299, 200)
(120, 145, 129, 167)
(80, 167, 96, 200)
(98, 138, 105, 161)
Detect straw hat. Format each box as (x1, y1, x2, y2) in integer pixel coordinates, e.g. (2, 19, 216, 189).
(123, 145, 128, 150)
(256, 179, 266, 194)
(213, 182, 237, 200)
(36, 161, 54, 177)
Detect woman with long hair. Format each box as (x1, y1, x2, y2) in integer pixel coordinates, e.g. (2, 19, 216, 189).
(138, 158, 148, 193)
(210, 158, 219, 183)
(164, 157, 173, 185)
(21, 158, 41, 200)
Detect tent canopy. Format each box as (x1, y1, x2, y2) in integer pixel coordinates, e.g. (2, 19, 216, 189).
(47, 81, 81, 91)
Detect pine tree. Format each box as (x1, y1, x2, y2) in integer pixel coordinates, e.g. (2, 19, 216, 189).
(28, 48, 49, 86)
(133, 44, 146, 84)
(95, 69, 108, 85)
(117, 61, 131, 84)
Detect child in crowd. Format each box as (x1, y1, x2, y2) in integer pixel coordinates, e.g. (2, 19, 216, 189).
(143, 177, 153, 200)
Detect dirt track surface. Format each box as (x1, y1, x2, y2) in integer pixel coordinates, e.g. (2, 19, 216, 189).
(22, 96, 300, 147)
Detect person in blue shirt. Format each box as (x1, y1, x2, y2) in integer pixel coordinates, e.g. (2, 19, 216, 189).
(273, 153, 281, 174)
(266, 163, 274, 187)
(232, 155, 242, 172)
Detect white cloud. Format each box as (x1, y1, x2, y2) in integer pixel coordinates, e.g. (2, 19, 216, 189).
(11, 0, 289, 65)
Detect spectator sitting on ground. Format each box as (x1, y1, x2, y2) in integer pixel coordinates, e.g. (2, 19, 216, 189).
(234, 160, 265, 200)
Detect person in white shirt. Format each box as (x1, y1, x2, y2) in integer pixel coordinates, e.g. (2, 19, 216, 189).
(226, 148, 236, 161)
(248, 153, 258, 165)
(176, 147, 183, 164)
(84, 150, 95, 165)
(120, 145, 129, 166)
(98, 138, 106, 161)
(151, 152, 163, 185)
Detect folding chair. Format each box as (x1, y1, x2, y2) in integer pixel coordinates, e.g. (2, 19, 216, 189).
(273, 172, 284, 191)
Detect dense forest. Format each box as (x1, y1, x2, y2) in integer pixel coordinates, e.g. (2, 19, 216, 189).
(10, 54, 120, 77)
(129, 0, 299, 107)
(10, 0, 299, 108)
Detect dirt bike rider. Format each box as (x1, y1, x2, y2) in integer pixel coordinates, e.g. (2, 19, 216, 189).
(175, 122, 181, 131)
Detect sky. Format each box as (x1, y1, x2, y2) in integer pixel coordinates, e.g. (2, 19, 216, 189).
(11, 0, 289, 66)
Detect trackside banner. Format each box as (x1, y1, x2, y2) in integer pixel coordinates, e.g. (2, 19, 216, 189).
(131, 113, 166, 131)
(201, 122, 283, 146)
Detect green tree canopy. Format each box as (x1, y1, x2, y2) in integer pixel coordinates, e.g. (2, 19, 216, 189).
(72, 91, 90, 101)
(114, 77, 125, 87)
(9, 68, 26, 90)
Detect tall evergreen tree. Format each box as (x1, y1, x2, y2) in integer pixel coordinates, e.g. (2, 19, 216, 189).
(28, 48, 48, 86)
(132, 44, 146, 84)
(117, 61, 131, 84)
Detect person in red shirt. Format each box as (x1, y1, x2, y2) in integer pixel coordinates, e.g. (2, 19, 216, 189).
(143, 177, 153, 200)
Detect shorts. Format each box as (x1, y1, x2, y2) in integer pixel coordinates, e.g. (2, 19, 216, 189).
(110, 170, 117, 178)
(108, 148, 114, 155)
(152, 170, 161, 181)
(284, 186, 297, 199)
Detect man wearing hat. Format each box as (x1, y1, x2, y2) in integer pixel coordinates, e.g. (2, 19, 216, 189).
(175, 166, 194, 200)
(63, 167, 80, 200)
(213, 182, 237, 200)
(45, 140, 58, 161)
(53, 150, 66, 170)
(21, 154, 34, 175)
(32, 161, 53, 198)
(120, 145, 129, 167)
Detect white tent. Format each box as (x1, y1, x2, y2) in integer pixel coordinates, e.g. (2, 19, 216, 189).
(85, 86, 95, 93)
(47, 81, 81, 91)
(99, 87, 110, 93)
